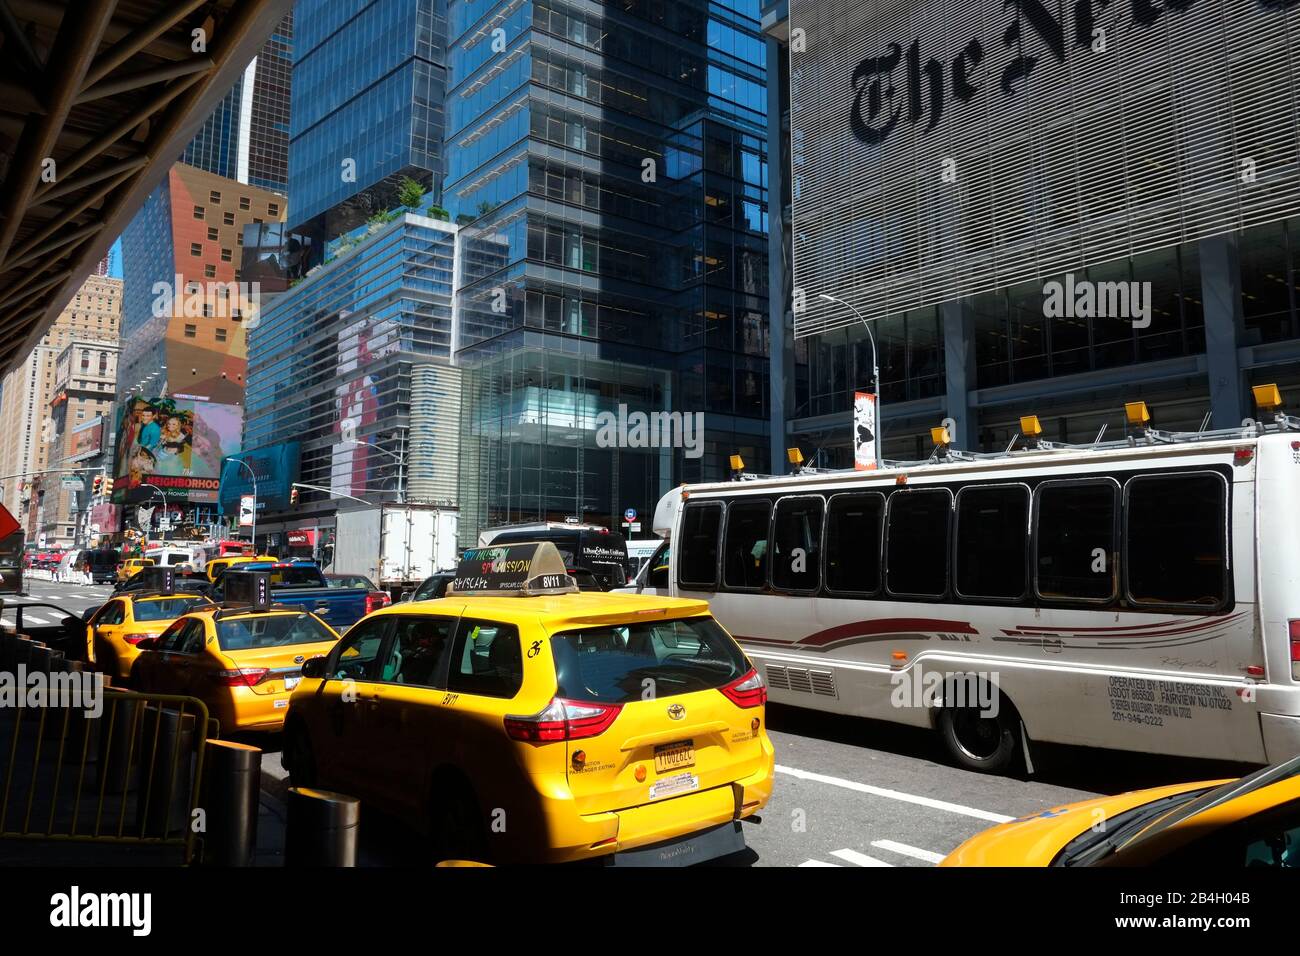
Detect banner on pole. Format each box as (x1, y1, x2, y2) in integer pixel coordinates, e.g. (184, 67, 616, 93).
(853, 391, 878, 471)
(239, 495, 255, 528)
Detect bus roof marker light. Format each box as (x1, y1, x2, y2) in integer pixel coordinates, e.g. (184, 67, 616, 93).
(1019, 415, 1042, 437)
(1124, 401, 1151, 426)
(1253, 383, 1283, 412)
(730, 454, 745, 480)
(787, 447, 804, 474)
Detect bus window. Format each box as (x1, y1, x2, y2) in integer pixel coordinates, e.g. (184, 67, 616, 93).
(825, 492, 883, 595)
(886, 488, 951, 598)
(955, 484, 1029, 600)
(771, 496, 824, 593)
(723, 499, 771, 590)
(1125, 472, 1228, 608)
(678, 502, 723, 590)
(1034, 479, 1117, 603)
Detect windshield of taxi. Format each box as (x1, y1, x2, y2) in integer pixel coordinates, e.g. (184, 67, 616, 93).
(217, 613, 335, 651)
(550, 616, 747, 704)
(134, 597, 209, 622)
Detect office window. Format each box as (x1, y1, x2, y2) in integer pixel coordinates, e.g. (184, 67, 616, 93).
(189, 242, 202, 256)
(886, 489, 951, 598)
(678, 501, 723, 590)
(825, 492, 883, 594)
(193, 205, 205, 220)
(223, 211, 235, 225)
(955, 485, 1029, 600)
(204, 264, 216, 278)
(722, 499, 770, 589)
(184, 324, 197, 338)
(215, 328, 227, 342)
(1034, 480, 1117, 602)
(239, 196, 250, 210)
(268, 202, 279, 216)
(207, 227, 219, 241)
(771, 496, 824, 592)
(209, 190, 221, 203)
(221, 248, 232, 262)
(1125, 473, 1228, 608)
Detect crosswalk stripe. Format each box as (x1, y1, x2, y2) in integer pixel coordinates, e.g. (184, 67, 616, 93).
(798, 860, 841, 867)
(23, 614, 49, 624)
(870, 840, 946, 864)
(830, 848, 893, 867)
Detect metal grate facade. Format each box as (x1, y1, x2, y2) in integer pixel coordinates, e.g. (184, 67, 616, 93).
(789, 0, 1300, 337)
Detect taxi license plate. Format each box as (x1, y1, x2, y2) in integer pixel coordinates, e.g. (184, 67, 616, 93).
(654, 740, 694, 774)
(284, 675, 301, 691)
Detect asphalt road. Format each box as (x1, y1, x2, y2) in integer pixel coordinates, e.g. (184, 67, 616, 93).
(3, 578, 115, 622)
(255, 698, 1259, 868)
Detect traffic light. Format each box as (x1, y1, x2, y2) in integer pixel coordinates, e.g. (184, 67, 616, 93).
(290, 486, 299, 506)
(102, 477, 114, 497)
(91, 475, 103, 496)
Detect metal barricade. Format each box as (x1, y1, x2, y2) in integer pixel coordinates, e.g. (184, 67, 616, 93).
(0, 668, 212, 864)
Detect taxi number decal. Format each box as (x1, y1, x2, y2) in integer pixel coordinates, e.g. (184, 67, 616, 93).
(441, 693, 459, 706)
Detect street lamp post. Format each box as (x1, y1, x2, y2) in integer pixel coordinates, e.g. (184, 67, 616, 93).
(819, 292, 881, 468)
(225, 455, 258, 550)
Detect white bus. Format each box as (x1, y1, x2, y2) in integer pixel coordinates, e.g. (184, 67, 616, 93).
(625, 425, 1300, 773)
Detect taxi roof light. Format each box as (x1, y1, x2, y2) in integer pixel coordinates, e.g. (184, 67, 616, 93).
(448, 542, 579, 597)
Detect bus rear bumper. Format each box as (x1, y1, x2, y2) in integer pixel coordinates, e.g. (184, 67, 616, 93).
(1261, 712, 1300, 763)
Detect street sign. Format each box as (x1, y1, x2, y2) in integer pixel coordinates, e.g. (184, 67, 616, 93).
(60, 475, 85, 491)
(623, 507, 637, 522)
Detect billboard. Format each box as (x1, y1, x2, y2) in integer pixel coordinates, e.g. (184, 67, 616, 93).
(70, 417, 105, 461)
(113, 396, 242, 504)
(218, 440, 301, 515)
(789, 0, 1300, 336)
(331, 314, 398, 499)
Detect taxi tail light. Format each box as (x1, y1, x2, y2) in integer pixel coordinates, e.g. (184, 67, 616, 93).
(719, 668, 767, 708)
(504, 698, 622, 742)
(122, 632, 162, 646)
(213, 667, 269, 687)
(365, 591, 391, 614)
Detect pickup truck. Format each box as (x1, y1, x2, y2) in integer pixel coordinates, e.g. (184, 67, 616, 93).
(211, 560, 385, 633)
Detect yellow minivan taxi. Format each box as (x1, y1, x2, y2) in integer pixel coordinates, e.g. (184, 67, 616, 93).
(283, 541, 774, 866)
(86, 591, 213, 683)
(205, 554, 276, 583)
(116, 557, 155, 583)
(942, 754, 1300, 867)
(131, 603, 339, 733)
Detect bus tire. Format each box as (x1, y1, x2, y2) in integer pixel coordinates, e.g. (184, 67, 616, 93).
(937, 695, 1021, 774)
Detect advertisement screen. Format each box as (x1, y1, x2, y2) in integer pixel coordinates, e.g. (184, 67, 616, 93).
(113, 397, 242, 504)
(218, 440, 301, 515)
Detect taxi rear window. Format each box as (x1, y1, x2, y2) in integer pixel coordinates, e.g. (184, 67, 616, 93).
(134, 597, 208, 621)
(217, 614, 335, 651)
(550, 617, 747, 704)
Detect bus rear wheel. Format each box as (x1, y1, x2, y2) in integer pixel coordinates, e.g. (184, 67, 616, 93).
(938, 701, 1021, 774)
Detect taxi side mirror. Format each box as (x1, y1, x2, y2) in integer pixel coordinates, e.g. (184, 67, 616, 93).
(136, 637, 162, 651)
(301, 656, 328, 679)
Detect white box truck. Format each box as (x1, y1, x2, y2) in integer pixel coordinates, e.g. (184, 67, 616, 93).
(331, 504, 459, 595)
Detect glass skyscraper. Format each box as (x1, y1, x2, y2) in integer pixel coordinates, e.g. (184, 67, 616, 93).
(448, 0, 771, 542)
(287, 0, 450, 251)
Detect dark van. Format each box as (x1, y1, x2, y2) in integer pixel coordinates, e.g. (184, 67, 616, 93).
(78, 548, 121, 585)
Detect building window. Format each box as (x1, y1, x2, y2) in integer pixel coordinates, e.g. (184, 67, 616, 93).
(239, 196, 250, 210)
(207, 227, 219, 241)
(184, 324, 197, 338)
(221, 248, 232, 262)
(209, 190, 221, 203)
(193, 205, 205, 220)
(189, 242, 202, 256)
(267, 202, 279, 217)
(223, 211, 235, 225)
(215, 327, 227, 343)
(204, 264, 216, 278)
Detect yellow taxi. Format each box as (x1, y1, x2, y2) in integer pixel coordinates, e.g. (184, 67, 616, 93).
(86, 588, 213, 683)
(116, 557, 155, 583)
(283, 541, 774, 866)
(131, 573, 340, 734)
(204, 554, 276, 583)
(942, 754, 1300, 866)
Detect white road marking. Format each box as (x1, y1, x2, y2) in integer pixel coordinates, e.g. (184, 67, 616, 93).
(21, 614, 49, 624)
(871, 839, 946, 864)
(830, 848, 894, 867)
(797, 859, 841, 867)
(775, 765, 1015, 823)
